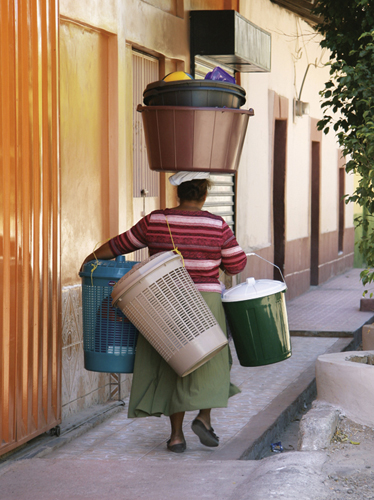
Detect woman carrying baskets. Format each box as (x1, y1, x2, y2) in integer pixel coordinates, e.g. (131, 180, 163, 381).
(80, 172, 247, 453)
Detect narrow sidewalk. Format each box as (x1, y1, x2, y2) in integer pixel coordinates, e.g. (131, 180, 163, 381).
(41, 337, 350, 462)
(287, 267, 373, 341)
(3, 267, 373, 464)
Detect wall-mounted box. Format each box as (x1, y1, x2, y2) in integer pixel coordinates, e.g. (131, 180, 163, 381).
(190, 10, 271, 74)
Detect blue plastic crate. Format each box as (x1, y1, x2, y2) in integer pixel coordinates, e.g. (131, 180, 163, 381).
(79, 256, 139, 373)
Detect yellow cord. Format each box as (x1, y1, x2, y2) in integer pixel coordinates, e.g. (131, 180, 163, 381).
(89, 237, 113, 285)
(165, 216, 185, 267)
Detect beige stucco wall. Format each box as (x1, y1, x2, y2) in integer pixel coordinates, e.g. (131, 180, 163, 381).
(236, 0, 354, 252)
(125, 0, 188, 60)
(58, 0, 354, 418)
(60, 0, 132, 274)
(236, 72, 271, 249)
(287, 118, 311, 240)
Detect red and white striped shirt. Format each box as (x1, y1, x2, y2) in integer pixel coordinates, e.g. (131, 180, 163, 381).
(109, 209, 247, 293)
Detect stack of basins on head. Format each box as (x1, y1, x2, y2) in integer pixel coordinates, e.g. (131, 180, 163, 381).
(137, 70, 254, 173)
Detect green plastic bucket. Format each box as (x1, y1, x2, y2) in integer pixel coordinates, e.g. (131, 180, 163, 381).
(222, 277, 291, 367)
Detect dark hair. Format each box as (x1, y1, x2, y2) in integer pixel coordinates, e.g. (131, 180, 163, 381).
(177, 179, 212, 202)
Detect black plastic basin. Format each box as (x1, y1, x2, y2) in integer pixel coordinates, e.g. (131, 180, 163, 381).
(143, 80, 246, 108)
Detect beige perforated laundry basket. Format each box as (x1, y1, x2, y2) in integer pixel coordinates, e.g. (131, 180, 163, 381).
(111, 251, 228, 377)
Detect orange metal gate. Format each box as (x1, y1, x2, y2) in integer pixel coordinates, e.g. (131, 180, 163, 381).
(0, 0, 61, 455)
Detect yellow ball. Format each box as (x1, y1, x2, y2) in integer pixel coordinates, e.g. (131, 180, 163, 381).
(163, 71, 193, 82)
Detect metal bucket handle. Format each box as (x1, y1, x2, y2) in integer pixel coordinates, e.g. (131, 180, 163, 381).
(246, 253, 287, 286)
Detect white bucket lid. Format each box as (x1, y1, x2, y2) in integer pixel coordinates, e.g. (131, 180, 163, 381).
(111, 251, 182, 305)
(222, 277, 287, 302)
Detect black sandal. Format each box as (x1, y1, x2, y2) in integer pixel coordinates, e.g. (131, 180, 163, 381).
(191, 419, 219, 447)
(167, 438, 186, 453)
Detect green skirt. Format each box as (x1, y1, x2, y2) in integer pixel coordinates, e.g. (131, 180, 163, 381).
(128, 291, 240, 418)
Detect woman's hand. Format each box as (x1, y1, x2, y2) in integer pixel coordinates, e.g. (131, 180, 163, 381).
(79, 242, 117, 275)
(79, 256, 95, 274)
(219, 263, 234, 277)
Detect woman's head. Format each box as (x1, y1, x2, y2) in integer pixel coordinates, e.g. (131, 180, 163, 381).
(177, 178, 212, 202)
(168, 171, 212, 204)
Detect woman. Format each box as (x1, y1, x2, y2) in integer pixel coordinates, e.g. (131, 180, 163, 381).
(80, 171, 247, 453)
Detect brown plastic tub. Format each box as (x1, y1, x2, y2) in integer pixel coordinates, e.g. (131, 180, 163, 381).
(137, 105, 254, 173)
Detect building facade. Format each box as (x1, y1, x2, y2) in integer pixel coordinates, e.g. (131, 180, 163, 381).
(0, 0, 354, 454)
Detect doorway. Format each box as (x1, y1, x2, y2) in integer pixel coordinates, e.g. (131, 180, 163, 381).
(60, 20, 114, 284)
(273, 120, 287, 281)
(310, 141, 320, 285)
(338, 166, 345, 253)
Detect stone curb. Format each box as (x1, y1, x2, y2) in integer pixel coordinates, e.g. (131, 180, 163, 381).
(298, 401, 340, 451)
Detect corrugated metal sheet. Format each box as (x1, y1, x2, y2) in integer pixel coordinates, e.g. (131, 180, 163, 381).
(0, 0, 61, 456)
(132, 50, 160, 198)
